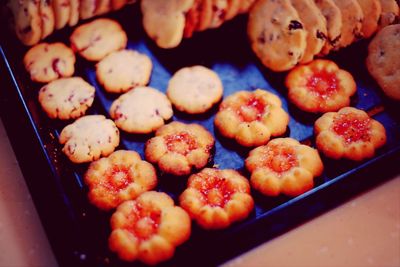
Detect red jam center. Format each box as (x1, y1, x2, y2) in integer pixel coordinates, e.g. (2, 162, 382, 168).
(125, 204, 161, 241)
(333, 113, 371, 143)
(262, 145, 298, 173)
(104, 165, 132, 192)
(306, 70, 338, 99)
(164, 132, 198, 155)
(195, 174, 233, 208)
(237, 97, 266, 122)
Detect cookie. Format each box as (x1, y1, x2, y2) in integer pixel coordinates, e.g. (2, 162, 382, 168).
(59, 115, 120, 163)
(84, 150, 157, 210)
(179, 168, 254, 230)
(225, 0, 241, 21)
(378, 0, 400, 29)
(109, 87, 173, 134)
(197, 0, 213, 31)
(286, 59, 357, 113)
(366, 24, 400, 100)
(214, 89, 289, 147)
(39, 0, 55, 39)
(356, 0, 382, 38)
(38, 77, 95, 120)
(183, 0, 202, 38)
(23, 42, 76, 83)
(8, 0, 42, 46)
(95, 0, 112, 16)
(109, 191, 191, 264)
(96, 50, 153, 93)
(290, 0, 328, 64)
(332, 0, 364, 48)
(141, 0, 194, 48)
(209, 0, 228, 29)
(53, 0, 70, 30)
(247, 0, 307, 71)
(79, 0, 96, 20)
(166, 65, 223, 114)
(68, 0, 80, 27)
(70, 18, 128, 61)
(246, 138, 324, 197)
(314, 107, 387, 161)
(145, 121, 214, 176)
(238, 0, 257, 14)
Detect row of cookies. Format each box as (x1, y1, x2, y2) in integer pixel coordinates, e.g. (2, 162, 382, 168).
(7, 0, 135, 46)
(248, 0, 399, 71)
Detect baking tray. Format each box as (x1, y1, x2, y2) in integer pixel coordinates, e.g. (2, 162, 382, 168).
(1, 5, 400, 267)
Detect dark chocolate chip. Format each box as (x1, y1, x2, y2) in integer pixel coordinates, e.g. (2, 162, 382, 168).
(288, 20, 303, 30)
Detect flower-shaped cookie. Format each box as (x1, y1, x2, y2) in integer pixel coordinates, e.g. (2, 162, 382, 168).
(179, 168, 254, 230)
(84, 150, 158, 210)
(214, 89, 289, 147)
(109, 191, 191, 265)
(246, 138, 323, 197)
(286, 59, 357, 113)
(314, 107, 386, 161)
(145, 121, 214, 176)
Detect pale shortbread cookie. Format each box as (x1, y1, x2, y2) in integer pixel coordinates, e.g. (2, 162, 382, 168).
(248, 0, 307, 71)
(315, 107, 386, 161)
(59, 115, 120, 163)
(180, 168, 254, 230)
(109, 87, 173, 134)
(39, 0, 55, 39)
(167, 65, 223, 114)
(109, 191, 191, 265)
(70, 18, 127, 61)
(23, 42, 76, 83)
(53, 0, 70, 30)
(141, 0, 194, 48)
(286, 59, 357, 113)
(84, 150, 157, 210)
(145, 121, 214, 176)
(214, 89, 289, 147)
(356, 0, 382, 38)
(38, 77, 95, 120)
(246, 138, 324, 197)
(366, 24, 400, 100)
(96, 50, 153, 93)
(378, 0, 399, 29)
(68, 0, 80, 27)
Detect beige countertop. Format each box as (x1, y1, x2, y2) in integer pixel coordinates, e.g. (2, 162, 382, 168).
(0, 117, 399, 267)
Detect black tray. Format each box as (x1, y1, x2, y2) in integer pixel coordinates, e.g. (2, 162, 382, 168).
(1, 5, 400, 267)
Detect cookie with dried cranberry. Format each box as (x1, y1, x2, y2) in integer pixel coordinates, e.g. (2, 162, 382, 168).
(179, 168, 254, 230)
(145, 121, 214, 176)
(23, 42, 76, 83)
(109, 87, 173, 134)
(84, 150, 157, 210)
(366, 24, 400, 100)
(248, 0, 307, 71)
(70, 18, 127, 61)
(59, 115, 120, 163)
(290, 0, 328, 64)
(53, 0, 70, 30)
(166, 65, 223, 114)
(109, 191, 191, 264)
(356, 0, 382, 38)
(39, 0, 55, 39)
(286, 59, 357, 113)
(378, 0, 399, 29)
(38, 77, 95, 120)
(214, 89, 289, 147)
(315, 107, 386, 161)
(246, 138, 324, 197)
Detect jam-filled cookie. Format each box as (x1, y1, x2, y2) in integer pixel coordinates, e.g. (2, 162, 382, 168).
(179, 168, 254, 230)
(109, 191, 191, 264)
(246, 138, 324, 197)
(286, 59, 357, 113)
(145, 121, 214, 176)
(314, 107, 387, 161)
(214, 89, 289, 147)
(84, 150, 157, 210)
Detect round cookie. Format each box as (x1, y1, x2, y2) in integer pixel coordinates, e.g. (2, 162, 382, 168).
(96, 49, 153, 93)
(8, 0, 42, 46)
(53, 0, 70, 30)
(290, 0, 328, 64)
(315, 0, 343, 55)
(247, 0, 307, 72)
(366, 24, 400, 100)
(141, 0, 194, 48)
(166, 65, 223, 114)
(39, 0, 55, 39)
(23, 42, 76, 83)
(356, 0, 382, 38)
(68, 0, 80, 27)
(70, 18, 127, 61)
(109, 87, 173, 134)
(59, 115, 120, 163)
(378, 0, 400, 29)
(145, 121, 215, 176)
(84, 150, 158, 210)
(38, 77, 95, 120)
